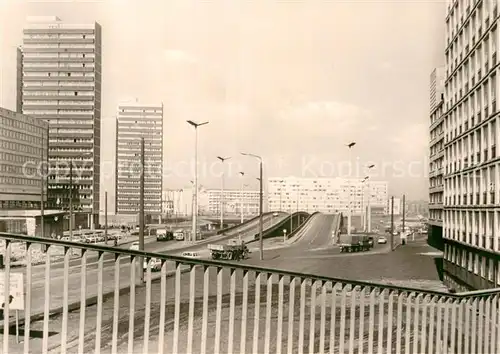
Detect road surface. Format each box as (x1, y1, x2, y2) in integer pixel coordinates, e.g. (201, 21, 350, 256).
(7, 213, 287, 322)
(5, 215, 445, 353)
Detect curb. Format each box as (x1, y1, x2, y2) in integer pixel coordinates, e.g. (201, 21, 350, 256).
(0, 267, 191, 332)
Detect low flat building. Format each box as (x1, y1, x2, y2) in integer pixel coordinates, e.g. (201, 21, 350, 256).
(0, 107, 48, 210)
(0, 209, 65, 237)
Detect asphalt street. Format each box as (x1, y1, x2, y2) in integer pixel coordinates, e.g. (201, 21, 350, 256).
(4, 213, 445, 353)
(22, 213, 282, 273)
(8, 213, 287, 321)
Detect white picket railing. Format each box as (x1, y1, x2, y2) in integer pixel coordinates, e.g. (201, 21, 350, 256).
(0, 232, 499, 353)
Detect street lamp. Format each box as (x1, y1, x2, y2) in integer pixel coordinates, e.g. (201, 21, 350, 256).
(361, 176, 369, 233)
(279, 179, 284, 212)
(239, 172, 245, 224)
(187, 120, 209, 241)
(365, 164, 375, 232)
(217, 156, 231, 231)
(241, 152, 264, 260)
(345, 142, 356, 235)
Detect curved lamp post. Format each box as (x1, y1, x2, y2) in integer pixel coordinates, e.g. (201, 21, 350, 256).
(241, 152, 264, 260)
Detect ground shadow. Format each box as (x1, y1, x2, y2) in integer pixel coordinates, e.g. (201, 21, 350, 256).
(3, 327, 58, 338)
(433, 257, 444, 281)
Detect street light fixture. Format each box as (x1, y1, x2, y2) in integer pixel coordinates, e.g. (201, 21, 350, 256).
(217, 156, 231, 231)
(279, 179, 284, 213)
(361, 176, 369, 232)
(187, 120, 209, 241)
(365, 164, 376, 232)
(241, 152, 264, 260)
(345, 142, 356, 236)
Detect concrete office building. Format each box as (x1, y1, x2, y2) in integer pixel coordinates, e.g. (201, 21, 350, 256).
(0, 107, 48, 210)
(429, 66, 446, 250)
(442, 0, 500, 290)
(20, 16, 102, 228)
(115, 103, 163, 219)
(267, 177, 389, 215)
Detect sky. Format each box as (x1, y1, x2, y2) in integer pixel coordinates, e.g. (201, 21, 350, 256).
(0, 0, 445, 210)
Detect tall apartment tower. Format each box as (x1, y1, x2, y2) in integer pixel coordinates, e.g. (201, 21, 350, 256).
(428, 67, 445, 250)
(115, 103, 163, 221)
(16, 47, 23, 113)
(443, 1, 500, 291)
(20, 16, 102, 228)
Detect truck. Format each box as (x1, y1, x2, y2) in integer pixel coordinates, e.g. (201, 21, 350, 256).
(338, 234, 372, 253)
(208, 239, 250, 261)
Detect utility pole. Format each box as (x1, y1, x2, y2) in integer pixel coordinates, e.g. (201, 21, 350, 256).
(259, 160, 263, 260)
(40, 135, 45, 239)
(390, 196, 394, 251)
(402, 194, 406, 233)
(104, 191, 108, 244)
(69, 162, 73, 243)
(139, 138, 145, 283)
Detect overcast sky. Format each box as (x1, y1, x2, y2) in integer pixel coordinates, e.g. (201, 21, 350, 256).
(0, 0, 445, 208)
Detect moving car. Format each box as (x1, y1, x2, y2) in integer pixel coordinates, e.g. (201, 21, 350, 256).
(173, 229, 185, 241)
(157, 231, 173, 242)
(377, 236, 387, 244)
(129, 241, 140, 250)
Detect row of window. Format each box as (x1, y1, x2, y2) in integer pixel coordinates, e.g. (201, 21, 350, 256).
(444, 244, 498, 283)
(24, 100, 94, 105)
(0, 176, 40, 186)
(446, 0, 496, 74)
(0, 127, 44, 146)
(23, 52, 95, 58)
(25, 91, 94, 96)
(25, 72, 94, 77)
(24, 81, 95, 87)
(0, 116, 46, 135)
(444, 115, 498, 175)
(24, 63, 95, 68)
(0, 152, 43, 163)
(24, 44, 95, 49)
(24, 110, 94, 116)
(444, 208, 499, 249)
(444, 74, 496, 142)
(0, 139, 43, 156)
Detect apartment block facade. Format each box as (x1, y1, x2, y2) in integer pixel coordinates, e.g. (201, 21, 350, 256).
(0, 107, 49, 210)
(20, 17, 102, 228)
(443, 0, 500, 290)
(201, 189, 261, 216)
(429, 66, 446, 250)
(267, 177, 388, 215)
(115, 103, 163, 217)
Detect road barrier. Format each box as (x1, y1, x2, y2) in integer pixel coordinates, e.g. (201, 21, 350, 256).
(215, 212, 284, 235)
(251, 212, 311, 241)
(0, 232, 499, 353)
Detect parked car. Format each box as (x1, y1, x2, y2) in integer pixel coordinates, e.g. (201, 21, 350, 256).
(130, 241, 140, 251)
(143, 258, 162, 271)
(377, 236, 387, 244)
(181, 251, 200, 259)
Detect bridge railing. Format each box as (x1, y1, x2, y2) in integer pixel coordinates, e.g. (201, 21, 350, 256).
(0, 232, 499, 353)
